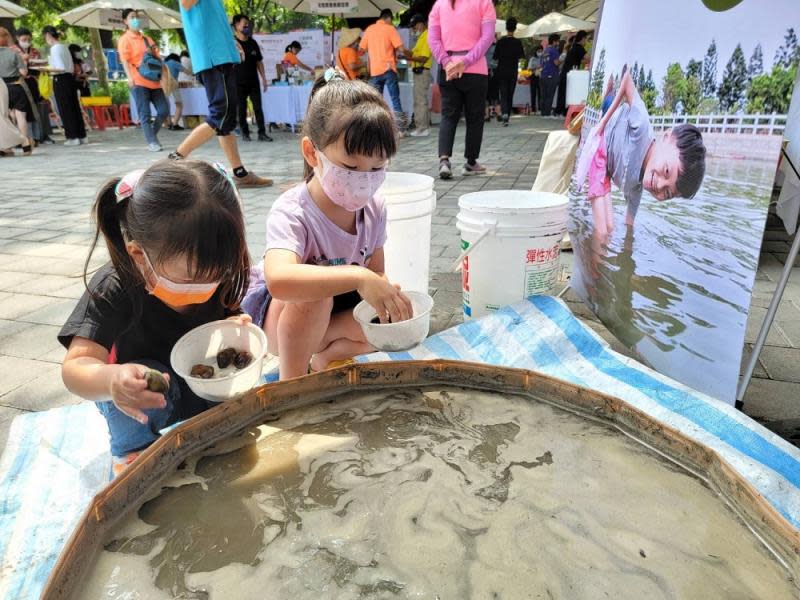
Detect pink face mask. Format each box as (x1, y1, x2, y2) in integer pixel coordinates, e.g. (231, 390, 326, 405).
(314, 150, 386, 212)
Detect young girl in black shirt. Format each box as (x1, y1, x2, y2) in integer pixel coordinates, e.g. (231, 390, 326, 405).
(59, 159, 250, 475)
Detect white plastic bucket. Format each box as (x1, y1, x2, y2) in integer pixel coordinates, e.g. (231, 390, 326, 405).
(566, 69, 590, 106)
(379, 172, 437, 294)
(455, 191, 569, 320)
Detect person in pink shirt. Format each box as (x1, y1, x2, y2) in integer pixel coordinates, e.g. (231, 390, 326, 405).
(428, 0, 496, 179)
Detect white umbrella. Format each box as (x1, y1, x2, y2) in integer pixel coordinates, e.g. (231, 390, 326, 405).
(525, 11, 596, 37)
(495, 19, 533, 37)
(59, 0, 182, 31)
(563, 0, 599, 22)
(0, 0, 29, 18)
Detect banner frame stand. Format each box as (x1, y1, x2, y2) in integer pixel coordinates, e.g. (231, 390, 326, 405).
(736, 148, 800, 409)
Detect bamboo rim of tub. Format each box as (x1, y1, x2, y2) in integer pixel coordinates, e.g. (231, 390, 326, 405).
(42, 360, 800, 598)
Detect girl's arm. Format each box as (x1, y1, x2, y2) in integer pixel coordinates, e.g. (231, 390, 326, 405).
(427, 24, 449, 67)
(62, 337, 168, 424)
(599, 67, 635, 131)
(297, 59, 314, 72)
(265, 249, 412, 322)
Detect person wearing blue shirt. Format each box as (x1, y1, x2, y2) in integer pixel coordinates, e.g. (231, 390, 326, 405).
(538, 33, 560, 117)
(163, 53, 188, 130)
(169, 0, 272, 187)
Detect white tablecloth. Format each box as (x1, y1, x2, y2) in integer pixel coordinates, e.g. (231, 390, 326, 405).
(131, 81, 421, 125)
(130, 84, 314, 126)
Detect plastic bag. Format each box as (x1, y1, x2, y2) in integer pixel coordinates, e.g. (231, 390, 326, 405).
(38, 72, 52, 99)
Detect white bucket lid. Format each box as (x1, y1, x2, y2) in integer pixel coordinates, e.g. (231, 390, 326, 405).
(458, 190, 568, 214)
(379, 172, 435, 196)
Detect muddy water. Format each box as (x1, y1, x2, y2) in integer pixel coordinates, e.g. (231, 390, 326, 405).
(82, 387, 798, 599)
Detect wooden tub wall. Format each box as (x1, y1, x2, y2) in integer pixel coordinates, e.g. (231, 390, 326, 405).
(41, 360, 800, 599)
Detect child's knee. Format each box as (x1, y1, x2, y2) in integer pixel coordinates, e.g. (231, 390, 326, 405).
(283, 297, 334, 320)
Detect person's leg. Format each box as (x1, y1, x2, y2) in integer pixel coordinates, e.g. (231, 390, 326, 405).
(131, 86, 156, 145)
(71, 76, 87, 140)
(237, 84, 250, 137)
(12, 109, 29, 140)
(590, 195, 608, 237)
(604, 193, 614, 233)
(556, 73, 567, 116)
(175, 122, 216, 157)
(310, 311, 372, 372)
(250, 85, 267, 136)
(369, 72, 386, 95)
(530, 76, 538, 112)
(265, 297, 334, 380)
(463, 74, 488, 164)
(539, 77, 549, 116)
(151, 88, 169, 141)
(54, 76, 78, 139)
(543, 76, 557, 116)
(173, 101, 183, 127)
(417, 70, 431, 131)
(438, 76, 463, 159)
(385, 69, 403, 116)
(95, 359, 180, 459)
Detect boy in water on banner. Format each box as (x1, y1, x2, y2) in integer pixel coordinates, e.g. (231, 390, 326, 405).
(579, 67, 707, 236)
(242, 70, 412, 380)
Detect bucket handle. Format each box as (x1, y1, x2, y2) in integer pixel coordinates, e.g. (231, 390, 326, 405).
(451, 223, 496, 273)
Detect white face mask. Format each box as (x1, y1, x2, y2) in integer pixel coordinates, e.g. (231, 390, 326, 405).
(314, 150, 386, 212)
(19, 41, 31, 50)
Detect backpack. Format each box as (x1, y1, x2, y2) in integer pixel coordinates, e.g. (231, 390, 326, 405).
(137, 37, 163, 82)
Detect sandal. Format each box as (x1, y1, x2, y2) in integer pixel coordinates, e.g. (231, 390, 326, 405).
(22, 139, 33, 156)
(0, 150, 13, 157)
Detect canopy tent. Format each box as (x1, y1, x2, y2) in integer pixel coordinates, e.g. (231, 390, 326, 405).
(59, 0, 182, 30)
(526, 11, 596, 37)
(272, 0, 407, 63)
(563, 0, 600, 22)
(0, 0, 28, 18)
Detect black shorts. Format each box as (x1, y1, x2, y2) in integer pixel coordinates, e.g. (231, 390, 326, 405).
(197, 63, 238, 136)
(5, 81, 34, 120)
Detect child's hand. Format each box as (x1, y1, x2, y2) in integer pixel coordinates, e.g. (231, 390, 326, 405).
(227, 314, 253, 326)
(358, 272, 414, 323)
(109, 364, 168, 425)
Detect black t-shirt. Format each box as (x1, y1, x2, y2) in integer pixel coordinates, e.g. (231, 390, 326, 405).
(234, 36, 263, 86)
(58, 263, 231, 368)
(562, 43, 586, 76)
(493, 36, 525, 80)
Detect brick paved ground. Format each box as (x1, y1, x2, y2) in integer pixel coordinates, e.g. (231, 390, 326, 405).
(1, 115, 798, 453)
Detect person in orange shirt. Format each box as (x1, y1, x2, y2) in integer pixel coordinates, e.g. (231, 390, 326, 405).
(336, 28, 363, 80)
(283, 41, 313, 74)
(117, 9, 169, 152)
(359, 9, 411, 124)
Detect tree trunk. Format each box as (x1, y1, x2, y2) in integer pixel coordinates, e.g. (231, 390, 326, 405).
(89, 28, 108, 94)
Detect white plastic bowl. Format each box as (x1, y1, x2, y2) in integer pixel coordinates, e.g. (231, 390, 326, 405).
(353, 291, 434, 352)
(170, 320, 268, 403)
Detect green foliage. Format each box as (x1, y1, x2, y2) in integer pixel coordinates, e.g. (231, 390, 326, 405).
(686, 59, 702, 79)
(746, 64, 797, 114)
(774, 27, 800, 69)
(747, 44, 763, 79)
(697, 96, 720, 114)
(495, 0, 566, 23)
(717, 43, 747, 111)
(640, 87, 658, 113)
(588, 47, 606, 107)
(702, 39, 717, 97)
(661, 62, 701, 114)
(224, 0, 333, 33)
(109, 80, 130, 105)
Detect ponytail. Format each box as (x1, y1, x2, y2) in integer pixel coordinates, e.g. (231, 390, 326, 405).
(84, 177, 142, 294)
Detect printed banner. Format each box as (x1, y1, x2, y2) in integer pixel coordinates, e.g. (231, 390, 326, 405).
(569, 0, 798, 403)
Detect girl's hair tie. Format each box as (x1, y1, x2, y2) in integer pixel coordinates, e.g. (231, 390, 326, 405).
(114, 169, 146, 203)
(324, 67, 345, 83)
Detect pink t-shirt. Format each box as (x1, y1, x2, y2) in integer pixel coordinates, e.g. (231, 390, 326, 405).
(428, 0, 496, 76)
(266, 183, 387, 267)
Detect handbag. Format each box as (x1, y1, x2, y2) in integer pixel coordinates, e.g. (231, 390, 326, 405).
(37, 72, 53, 98)
(137, 37, 163, 82)
(162, 66, 178, 96)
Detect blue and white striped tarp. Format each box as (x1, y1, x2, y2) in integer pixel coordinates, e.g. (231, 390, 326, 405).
(1, 296, 798, 600)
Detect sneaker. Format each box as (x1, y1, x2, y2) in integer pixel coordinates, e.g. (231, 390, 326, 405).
(111, 451, 141, 478)
(439, 159, 452, 180)
(148, 142, 163, 152)
(42, 137, 55, 145)
(242, 133, 252, 142)
(462, 161, 487, 176)
(64, 138, 80, 147)
(168, 151, 184, 160)
(409, 128, 430, 137)
(235, 171, 273, 187)
(172, 124, 185, 131)
(79, 137, 88, 145)
(502, 120, 509, 127)
(258, 133, 273, 142)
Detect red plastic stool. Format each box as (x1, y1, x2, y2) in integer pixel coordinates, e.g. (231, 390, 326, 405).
(118, 104, 133, 127)
(564, 103, 585, 129)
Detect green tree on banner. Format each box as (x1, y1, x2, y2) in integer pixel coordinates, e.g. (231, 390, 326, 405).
(748, 44, 763, 79)
(774, 27, 800, 68)
(718, 43, 748, 111)
(702, 39, 718, 97)
(588, 47, 606, 108)
(686, 59, 702, 80)
(746, 64, 798, 114)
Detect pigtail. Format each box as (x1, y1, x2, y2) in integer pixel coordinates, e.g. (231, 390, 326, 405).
(83, 177, 141, 294)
